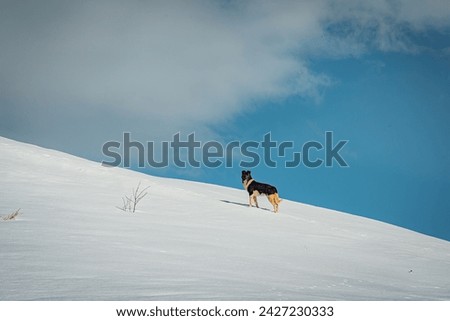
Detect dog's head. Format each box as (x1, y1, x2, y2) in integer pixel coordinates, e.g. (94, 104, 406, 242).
(241, 170, 252, 183)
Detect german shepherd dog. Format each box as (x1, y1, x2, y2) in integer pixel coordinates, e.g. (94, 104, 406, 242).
(241, 170, 282, 213)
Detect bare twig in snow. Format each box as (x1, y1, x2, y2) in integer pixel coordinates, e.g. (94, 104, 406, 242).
(117, 182, 150, 213)
(2, 209, 21, 221)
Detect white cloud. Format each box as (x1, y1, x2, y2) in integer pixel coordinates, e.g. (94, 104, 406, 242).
(0, 1, 325, 124)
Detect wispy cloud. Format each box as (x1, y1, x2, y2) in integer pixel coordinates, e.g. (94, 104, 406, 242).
(325, 0, 450, 53)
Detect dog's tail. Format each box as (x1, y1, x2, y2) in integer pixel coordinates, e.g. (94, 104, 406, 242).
(274, 193, 282, 204)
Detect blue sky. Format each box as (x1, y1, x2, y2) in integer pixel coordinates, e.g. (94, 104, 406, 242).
(1, 1, 449, 240)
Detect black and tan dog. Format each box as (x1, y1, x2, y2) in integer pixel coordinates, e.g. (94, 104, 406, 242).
(241, 170, 282, 213)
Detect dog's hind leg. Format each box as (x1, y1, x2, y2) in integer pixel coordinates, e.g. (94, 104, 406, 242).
(268, 194, 278, 213)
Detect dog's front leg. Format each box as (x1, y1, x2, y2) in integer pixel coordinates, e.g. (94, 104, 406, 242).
(248, 196, 253, 207)
(253, 195, 259, 208)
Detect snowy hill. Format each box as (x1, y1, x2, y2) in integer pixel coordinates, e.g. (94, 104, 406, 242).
(1, 136, 449, 300)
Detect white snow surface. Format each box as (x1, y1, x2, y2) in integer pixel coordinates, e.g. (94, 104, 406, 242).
(1, 136, 449, 301)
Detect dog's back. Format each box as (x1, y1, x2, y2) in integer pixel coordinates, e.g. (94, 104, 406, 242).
(247, 180, 277, 196)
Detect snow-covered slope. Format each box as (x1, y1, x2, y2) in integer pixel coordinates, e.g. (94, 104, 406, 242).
(1, 137, 449, 300)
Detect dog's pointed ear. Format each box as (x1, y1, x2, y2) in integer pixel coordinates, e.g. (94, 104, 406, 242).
(242, 170, 246, 174)
(248, 170, 251, 174)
